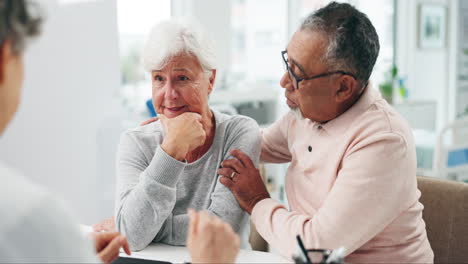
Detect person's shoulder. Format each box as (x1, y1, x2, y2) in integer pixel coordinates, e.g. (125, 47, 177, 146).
(355, 98, 412, 139)
(0, 162, 49, 217)
(0, 162, 73, 229)
(216, 111, 260, 132)
(344, 99, 414, 155)
(1, 194, 98, 262)
(0, 162, 97, 262)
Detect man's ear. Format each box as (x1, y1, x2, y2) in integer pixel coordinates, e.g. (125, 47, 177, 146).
(207, 69, 216, 94)
(335, 75, 357, 103)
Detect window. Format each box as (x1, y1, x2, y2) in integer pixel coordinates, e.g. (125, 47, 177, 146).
(117, 0, 171, 112)
(226, 0, 394, 111)
(230, 0, 288, 89)
(353, 0, 395, 92)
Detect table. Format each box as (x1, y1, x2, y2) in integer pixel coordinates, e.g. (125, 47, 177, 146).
(120, 243, 291, 263)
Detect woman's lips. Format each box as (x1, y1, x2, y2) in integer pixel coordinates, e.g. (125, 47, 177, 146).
(165, 105, 188, 114)
(167, 106, 185, 111)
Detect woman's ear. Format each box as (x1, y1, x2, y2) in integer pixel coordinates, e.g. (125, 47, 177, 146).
(0, 40, 8, 83)
(0, 39, 15, 84)
(207, 69, 217, 94)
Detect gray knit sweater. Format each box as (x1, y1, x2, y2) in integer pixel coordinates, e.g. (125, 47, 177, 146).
(114, 110, 261, 251)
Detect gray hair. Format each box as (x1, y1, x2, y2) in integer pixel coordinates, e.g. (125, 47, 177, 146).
(141, 18, 217, 73)
(300, 2, 380, 85)
(0, 0, 42, 55)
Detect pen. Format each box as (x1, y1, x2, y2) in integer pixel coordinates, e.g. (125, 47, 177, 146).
(296, 235, 312, 264)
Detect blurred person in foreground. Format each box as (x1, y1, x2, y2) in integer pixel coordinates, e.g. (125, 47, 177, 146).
(0, 1, 239, 263)
(0, 0, 130, 262)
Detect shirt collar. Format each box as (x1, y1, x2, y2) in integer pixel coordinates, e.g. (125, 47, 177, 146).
(308, 83, 382, 136)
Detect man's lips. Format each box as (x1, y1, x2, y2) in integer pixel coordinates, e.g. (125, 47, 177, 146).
(286, 97, 298, 107)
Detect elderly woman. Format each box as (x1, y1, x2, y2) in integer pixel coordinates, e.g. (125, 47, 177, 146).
(114, 19, 261, 251)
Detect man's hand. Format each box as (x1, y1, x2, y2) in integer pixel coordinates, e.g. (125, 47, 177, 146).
(187, 210, 240, 264)
(140, 117, 159, 126)
(218, 149, 270, 214)
(92, 232, 131, 263)
(159, 113, 206, 161)
(92, 217, 116, 232)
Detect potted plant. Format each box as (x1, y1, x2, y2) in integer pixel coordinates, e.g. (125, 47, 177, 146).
(379, 65, 398, 104)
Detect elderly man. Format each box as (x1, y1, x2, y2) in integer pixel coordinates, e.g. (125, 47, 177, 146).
(218, 2, 434, 263)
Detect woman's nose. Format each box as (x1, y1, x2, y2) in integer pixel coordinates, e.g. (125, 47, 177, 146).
(280, 71, 294, 91)
(164, 81, 179, 100)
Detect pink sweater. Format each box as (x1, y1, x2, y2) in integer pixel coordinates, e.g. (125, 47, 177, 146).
(252, 87, 434, 263)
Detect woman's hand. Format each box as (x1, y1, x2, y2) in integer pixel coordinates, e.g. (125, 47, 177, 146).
(92, 232, 131, 263)
(160, 113, 206, 161)
(187, 210, 240, 264)
(93, 217, 116, 232)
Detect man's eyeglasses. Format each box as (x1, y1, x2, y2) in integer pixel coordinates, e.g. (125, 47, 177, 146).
(281, 50, 357, 90)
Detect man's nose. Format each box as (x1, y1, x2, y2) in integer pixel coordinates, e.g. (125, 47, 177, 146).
(280, 71, 294, 91)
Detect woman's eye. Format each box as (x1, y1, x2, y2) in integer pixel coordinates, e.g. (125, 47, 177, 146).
(178, 76, 189, 81)
(154, 75, 164, 81)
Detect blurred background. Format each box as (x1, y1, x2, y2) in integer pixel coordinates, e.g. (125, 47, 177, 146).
(0, 0, 466, 225)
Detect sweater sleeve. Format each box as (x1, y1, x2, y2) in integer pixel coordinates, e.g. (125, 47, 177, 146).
(252, 132, 416, 259)
(260, 112, 293, 163)
(210, 117, 262, 230)
(155, 116, 262, 247)
(114, 131, 187, 251)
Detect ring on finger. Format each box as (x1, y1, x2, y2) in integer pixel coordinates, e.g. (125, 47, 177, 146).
(230, 171, 236, 179)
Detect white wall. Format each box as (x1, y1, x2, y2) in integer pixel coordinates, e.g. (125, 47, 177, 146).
(0, 0, 123, 224)
(396, 0, 459, 131)
(172, 0, 232, 87)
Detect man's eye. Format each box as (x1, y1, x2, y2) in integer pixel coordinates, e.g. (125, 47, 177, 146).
(154, 75, 164, 81)
(290, 66, 303, 78)
(178, 76, 189, 81)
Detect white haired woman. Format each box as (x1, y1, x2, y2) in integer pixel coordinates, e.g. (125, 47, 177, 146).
(112, 19, 261, 251)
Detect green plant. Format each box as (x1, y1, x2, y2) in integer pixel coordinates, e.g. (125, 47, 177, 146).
(379, 65, 398, 104)
(379, 65, 408, 104)
(379, 82, 393, 100)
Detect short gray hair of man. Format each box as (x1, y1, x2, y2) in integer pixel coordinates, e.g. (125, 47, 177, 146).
(0, 0, 42, 55)
(300, 1, 380, 85)
(142, 18, 217, 74)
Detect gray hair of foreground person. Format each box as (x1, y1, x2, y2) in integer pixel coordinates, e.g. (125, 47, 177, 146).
(0, 0, 42, 54)
(301, 1, 380, 87)
(141, 19, 217, 76)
